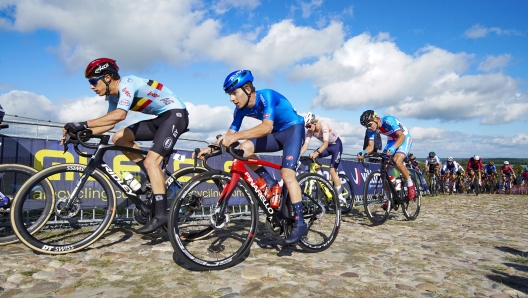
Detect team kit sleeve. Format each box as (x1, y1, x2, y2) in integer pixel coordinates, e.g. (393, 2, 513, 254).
(228, 109, 244, 132)
(320, 122, 330, 142)
(115, 79, 136, 112)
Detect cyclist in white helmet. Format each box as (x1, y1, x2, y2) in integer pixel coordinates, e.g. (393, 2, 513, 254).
(467, 155, 483, 186)
(300, 112, 346, 208)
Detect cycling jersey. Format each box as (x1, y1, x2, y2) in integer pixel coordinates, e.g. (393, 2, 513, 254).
(425, 156, 441, 167)
(108, 75, 186, 115)
(366, 115, 412, 155)
(231, 89, 305, 170)
(501, 165, 515, 175)
(466, 157, 482, 172)
(442, 161, 460, 173)
(229, 89, 304, 133)
(484, 164, 497, 174)
(306, 122, 340, 144)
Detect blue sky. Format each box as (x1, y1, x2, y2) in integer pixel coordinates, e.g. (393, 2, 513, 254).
(0, 0, 527, 159)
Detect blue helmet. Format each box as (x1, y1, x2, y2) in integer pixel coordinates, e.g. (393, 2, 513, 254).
(223, 70, 253, 93)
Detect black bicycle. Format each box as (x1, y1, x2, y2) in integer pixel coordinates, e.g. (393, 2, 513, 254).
(360, 152, 421, 226)
(168, 142, 341, 270)
(10, 130, 206, 254)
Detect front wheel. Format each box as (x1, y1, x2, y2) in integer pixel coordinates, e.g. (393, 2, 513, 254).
(168, 171, 258, 271)
(402, 176, 421, 220)
(363, 171, 391, 226)
(296, 173, 340, 252)
(10, 164, 117, 254)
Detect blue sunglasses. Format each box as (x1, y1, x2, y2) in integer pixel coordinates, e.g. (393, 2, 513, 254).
(88, 75, 104, 86)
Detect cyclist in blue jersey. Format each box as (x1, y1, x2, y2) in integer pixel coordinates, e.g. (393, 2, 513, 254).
(61, 58, 189, 234)
(441, 157, 463, 192)
(484, 161, 497, 177)
(357, 110, 416, 200)
(196, 70, 307, 245)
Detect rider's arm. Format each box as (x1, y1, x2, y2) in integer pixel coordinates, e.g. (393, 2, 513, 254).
(300, 133, 312, 156)
(230, 119, 273, 141)
(86, 109, 127, 133)
(387, 130, 405, 154)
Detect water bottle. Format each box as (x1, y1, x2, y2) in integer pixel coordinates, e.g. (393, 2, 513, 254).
(394, 178, 402, 191)
(389, 175, 396, 187)
(256, 177, 272, 199)
(270, 184, 282, 209)
(123, 172, 141, 192)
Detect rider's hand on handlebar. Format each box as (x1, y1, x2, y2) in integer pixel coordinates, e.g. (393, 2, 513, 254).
(220, 134, 239, 148)
(357, 150, 366, 160)
(193, 147, 212, 160)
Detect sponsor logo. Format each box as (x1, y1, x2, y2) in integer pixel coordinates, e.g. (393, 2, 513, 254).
(163, 137, 173, 150)
(229, 70, 242, 82)
(147, 91, 160, 98)
(126, 78, 133, 83)
(259, 94, 267, 107)
(67, 166, 85, 171)
(286, 155, 293, 160)
(161, 98, 174, 105)
(263, 113, 270, 118)
(121, 87, 131, 98)
(94, 63, 109, 73)
(245, 172, 274, 214)
(176, 113, 182, 117)
(119, 99, 130, 106)
(172, 125, 178, 137)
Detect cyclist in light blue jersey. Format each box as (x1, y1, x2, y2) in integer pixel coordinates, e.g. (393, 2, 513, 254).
(61, 58, 189, 234)
(196, 70, 307, 245)
(357, 110, 416, 200)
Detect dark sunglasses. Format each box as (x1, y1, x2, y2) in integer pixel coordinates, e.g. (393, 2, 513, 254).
(366, 121, 376, 128)
(88, 75, 104, 86)
(305, 123, 313, 128)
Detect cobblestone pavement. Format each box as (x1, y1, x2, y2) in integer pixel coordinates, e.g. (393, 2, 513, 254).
(0, 193, 527, 298)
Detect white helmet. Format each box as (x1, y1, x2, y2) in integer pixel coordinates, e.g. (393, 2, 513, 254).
(504, 161, 509, 165)
(447, 157, 453, 162)
(473, 155, 480, 161)
(304, 112, 315, 126)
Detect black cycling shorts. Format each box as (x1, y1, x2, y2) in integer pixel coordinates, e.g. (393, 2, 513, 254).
(127, 109, 189, 157)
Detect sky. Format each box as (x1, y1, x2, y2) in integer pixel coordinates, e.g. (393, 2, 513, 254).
(0, 0, 527, 159)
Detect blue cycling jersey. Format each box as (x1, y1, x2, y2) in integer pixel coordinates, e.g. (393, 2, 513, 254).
(367, 115, 411, 141)
(108, 75, 186, 115)
(484, 164, 497, 174)
(229, 89, 304, 133)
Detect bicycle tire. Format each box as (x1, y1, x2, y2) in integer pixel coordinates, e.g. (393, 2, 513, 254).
(473, 177, 479, 196)
(0, 164, 54, 245)
(168, 171, 258, 271)
(431, 175, 437, 197)
(11, 164, 116, 254)
(363, 171, 391, 226)
(338, 173, 355, 215)
(402, 176, 421, 220)
(132, 166, 208, 226)
(296, 172, 340, 252)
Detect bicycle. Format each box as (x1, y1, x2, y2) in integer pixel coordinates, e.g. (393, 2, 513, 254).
(10, 130, 206, 254)
(167, 142, 341, 270)
(503, 173, 514, 194)
(427, 169, 438, 197)
(360, 152, 421, 226)
(298, 156, 355, 214)
(467, 169, 480, 196)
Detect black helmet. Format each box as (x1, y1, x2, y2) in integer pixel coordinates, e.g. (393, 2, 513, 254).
(360, 110, 377, 127)
(429, 151, 436, 157)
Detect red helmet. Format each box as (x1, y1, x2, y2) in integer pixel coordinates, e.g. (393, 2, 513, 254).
(85, 58, 119, 78)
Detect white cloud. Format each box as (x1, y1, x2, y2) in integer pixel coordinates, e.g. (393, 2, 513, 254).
(212, 0, 260, 14)
(300, 0, 323, 18)
(464, 24, 523, 39)
(289, 32, 528, 124)
(478, 54, 511, 72)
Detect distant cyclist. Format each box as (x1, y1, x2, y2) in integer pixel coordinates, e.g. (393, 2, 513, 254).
(467, 155, 483, 186)
(195, 70, 308, 245)
(357, 110, 416, 200)
(300, 112, 346, 207)
(484, 161, 497, 178)
(425, 152, 442, 179)
(61, 58, 189, 234)
(441, 157, 462, 192)
(500, 161, 516, 190)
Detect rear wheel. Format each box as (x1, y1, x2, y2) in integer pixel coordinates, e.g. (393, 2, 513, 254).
(168, 171, 258, 271)
(402, 176, 421, 221)
(338, 173, 355, 215)
(363, 171, 391, 226)
(296, 173, 340, 252)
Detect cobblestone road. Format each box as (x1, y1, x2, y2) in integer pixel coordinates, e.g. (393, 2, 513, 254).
(0, 193, 527, 298)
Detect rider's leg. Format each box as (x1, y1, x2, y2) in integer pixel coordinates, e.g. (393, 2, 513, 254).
(239, 140, 277, 187)
(283, 167, 308, 245)
(329, 167, 345, 202)
(112, 128, 145, 166)
(393, 153, 417, 199)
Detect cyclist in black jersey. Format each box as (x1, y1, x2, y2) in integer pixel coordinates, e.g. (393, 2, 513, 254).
(61, 58, 189, 234)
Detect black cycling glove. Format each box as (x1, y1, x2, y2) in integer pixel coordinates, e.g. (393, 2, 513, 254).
(64, 121, 88, 133)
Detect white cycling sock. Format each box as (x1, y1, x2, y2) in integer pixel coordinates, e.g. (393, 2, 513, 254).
(407, 178, 413, 187)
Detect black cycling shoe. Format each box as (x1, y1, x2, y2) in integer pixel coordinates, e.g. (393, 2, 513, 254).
(136, 216, 168, 234)
(283, 224, 308, 245)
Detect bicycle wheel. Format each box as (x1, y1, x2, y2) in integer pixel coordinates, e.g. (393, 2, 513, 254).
(11, 164, 116, 254)
(402, 176, 421, 220)
(0, 164, 54, 245)
(363, 171, 391, 226)
(473, 177, 480, 196)
(168, 171, 258, 270)
(296, 172, 340, 252)
(338, 173, 355, 215)
(133, 167, 207, 226)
